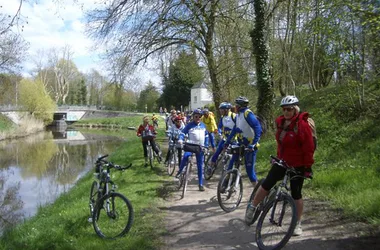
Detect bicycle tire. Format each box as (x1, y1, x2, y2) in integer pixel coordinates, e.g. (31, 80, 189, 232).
(203, 153, 214, 180)
(89, 181, 100, 217)
(92, 192, 134, 239)
(256, 192, 297, 250)
(181, 161, 192, 199)
(245, 178, 265, 226)
(167, 149, 176, 176)
(155, 143, 162, 164)
(148, 146, 154, 169)
(217, 169, 243, 213)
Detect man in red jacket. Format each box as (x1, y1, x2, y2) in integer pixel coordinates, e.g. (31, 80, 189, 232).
(245, 95, 314, 236)
(137, 116, 162, 166)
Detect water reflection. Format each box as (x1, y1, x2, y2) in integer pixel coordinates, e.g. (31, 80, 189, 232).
(0, 129, 124, 233)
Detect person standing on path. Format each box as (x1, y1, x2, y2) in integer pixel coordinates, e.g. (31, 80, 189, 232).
(245, 95, 314, 236)
(177, 109, 209, 191)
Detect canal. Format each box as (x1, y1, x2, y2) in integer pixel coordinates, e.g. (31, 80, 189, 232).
(0, 128, 126, 233)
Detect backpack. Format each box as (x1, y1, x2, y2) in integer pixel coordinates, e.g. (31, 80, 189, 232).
(244, 109, 267, 135)
(284, 113, 317, 151)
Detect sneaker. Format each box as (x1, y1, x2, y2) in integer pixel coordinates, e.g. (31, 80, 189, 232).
(175, 171, 181, 178)
(245, 203, 258, 226)
(199, 185, 205, 191)
(293, 222, 303, 236)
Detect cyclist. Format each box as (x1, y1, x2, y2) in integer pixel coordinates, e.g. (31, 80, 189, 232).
(245, 95, 314, 236)
(177, 109, 209, 191)
(166, 109, 177, 130)
(201, 108, 218, 152)
(164, 116, 185, 166)
(206, 102, 236, 174)
(152, 113, 159, 128)
(225, 96, 262, 185)
(137, 116, 162, 166)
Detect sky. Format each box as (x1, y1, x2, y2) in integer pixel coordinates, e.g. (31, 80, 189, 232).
(1, 0, 160, 87)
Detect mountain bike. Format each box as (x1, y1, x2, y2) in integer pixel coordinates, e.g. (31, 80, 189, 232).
(166, 138, 180, 176)
(217, 144, 251, 213)
(177, 143, 207, 199)
(88, 154, 134, 239)
(145, 135, 162, 169)
(248, 155, 309, 250)
(204, 143, 232, 180)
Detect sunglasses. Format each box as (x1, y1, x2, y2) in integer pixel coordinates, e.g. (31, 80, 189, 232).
(282, 107, 294, 112)
(193, 115, 201, 119)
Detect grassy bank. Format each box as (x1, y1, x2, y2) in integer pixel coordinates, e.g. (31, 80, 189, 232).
(0, 114, 45, 141)
(255, 82, 380, 224)
(0, 114, 171, 250)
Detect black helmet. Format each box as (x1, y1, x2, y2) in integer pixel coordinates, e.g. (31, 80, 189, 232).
(235, 96, 249, 106)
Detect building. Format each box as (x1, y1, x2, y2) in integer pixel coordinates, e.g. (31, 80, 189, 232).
(190, 82, 213, 111)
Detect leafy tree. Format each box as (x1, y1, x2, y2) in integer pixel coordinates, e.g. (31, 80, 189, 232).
(159, 50, 203, 109)
(19, 79, 56, 124)
(137, 83, 160, 113)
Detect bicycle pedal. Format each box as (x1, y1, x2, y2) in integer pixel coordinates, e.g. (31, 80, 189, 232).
(88, 217, 93, 223)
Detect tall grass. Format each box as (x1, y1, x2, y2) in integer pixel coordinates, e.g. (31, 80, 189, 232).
(0, 114, 44, 141)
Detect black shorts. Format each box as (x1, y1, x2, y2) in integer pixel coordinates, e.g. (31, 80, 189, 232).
(261, 164, 306, 200)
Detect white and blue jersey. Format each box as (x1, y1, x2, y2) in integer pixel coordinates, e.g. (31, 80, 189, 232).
(226, 107, 262, 183)
(178, 121, 209, 186)
(179, 121, 209, 147)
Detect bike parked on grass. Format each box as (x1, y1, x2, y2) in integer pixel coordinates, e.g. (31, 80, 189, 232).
(246, 155, 310, 250)
(89, 155, 134, 239)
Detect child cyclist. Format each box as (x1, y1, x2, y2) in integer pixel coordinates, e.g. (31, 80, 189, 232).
(137, 116, 162, 166)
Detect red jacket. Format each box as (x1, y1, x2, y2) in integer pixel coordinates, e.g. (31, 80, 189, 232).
(275, 112, 314, 168)
(137, 124, 157, 142)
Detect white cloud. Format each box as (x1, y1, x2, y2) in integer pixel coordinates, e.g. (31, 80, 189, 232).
(1, 0, 160, 86)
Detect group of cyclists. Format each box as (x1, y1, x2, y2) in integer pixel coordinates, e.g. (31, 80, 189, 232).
(137, 95, 315, 237)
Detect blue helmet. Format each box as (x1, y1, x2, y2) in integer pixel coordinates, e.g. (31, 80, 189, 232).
(192, 109, 202, 116)
(219, 102, 232, 109)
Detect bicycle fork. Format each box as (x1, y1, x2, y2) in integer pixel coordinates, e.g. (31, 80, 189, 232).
(269, 175, 289, 226)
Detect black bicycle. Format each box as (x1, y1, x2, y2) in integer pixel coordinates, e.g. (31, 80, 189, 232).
(204, 143, 232, 180)
(89, 155, 134, 239)
(247, 155, 308, 250)
(145, 135, 162, 169)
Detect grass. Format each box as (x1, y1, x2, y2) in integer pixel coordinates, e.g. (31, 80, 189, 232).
(0, 115, 171, 250)
(1, 83, 380, 248)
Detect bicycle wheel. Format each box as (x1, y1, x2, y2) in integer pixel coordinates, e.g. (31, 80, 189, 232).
(217, 169, 243, 213)
(245, 178, 265, 226)
(92, 192, 134, 239)
(203, 153, 214, 180)
(89, 181, 100, 218)
(148, 146, 154, 168)
(167, 149, 176, 176)
(155, 143, 162, 164)
(256, 193, 297, 250)
(181, 161, 192, 199)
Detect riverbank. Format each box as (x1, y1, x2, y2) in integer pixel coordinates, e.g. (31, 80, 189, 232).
(0, 114, 171, 250)
(0, 114, 45, 141)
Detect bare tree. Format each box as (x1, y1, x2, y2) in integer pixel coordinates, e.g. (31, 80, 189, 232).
(86, 0, 232, 107)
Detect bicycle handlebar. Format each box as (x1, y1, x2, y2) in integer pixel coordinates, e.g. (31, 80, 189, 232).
(96, 155, 132, 171)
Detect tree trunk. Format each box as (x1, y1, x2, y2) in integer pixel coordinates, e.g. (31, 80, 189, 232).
(251, 0, 274, 132)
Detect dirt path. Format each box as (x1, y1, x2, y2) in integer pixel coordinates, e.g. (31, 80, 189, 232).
(159, 169, 379, 250)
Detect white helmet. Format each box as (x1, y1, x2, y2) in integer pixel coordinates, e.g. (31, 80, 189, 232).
(280, 95, 299, 107)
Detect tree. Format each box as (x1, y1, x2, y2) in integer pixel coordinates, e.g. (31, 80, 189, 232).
(137, 83, 160, 113)
(251, 0, 274, 131)
(19, 78, 56, 124)
(159, 50, 203, 109)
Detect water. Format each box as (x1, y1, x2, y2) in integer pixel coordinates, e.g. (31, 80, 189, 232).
(0, 129, 125, 233)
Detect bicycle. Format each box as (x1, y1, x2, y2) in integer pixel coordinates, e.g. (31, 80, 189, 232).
(177, 143, 207, 199)
(204, 143, 232, 180)
(217, 144, 251, 213)
(145, 135, 162, 169)
(247, 155, 308, 250)
(89, 154, 134, 239)
(166, 138, 181, 176)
